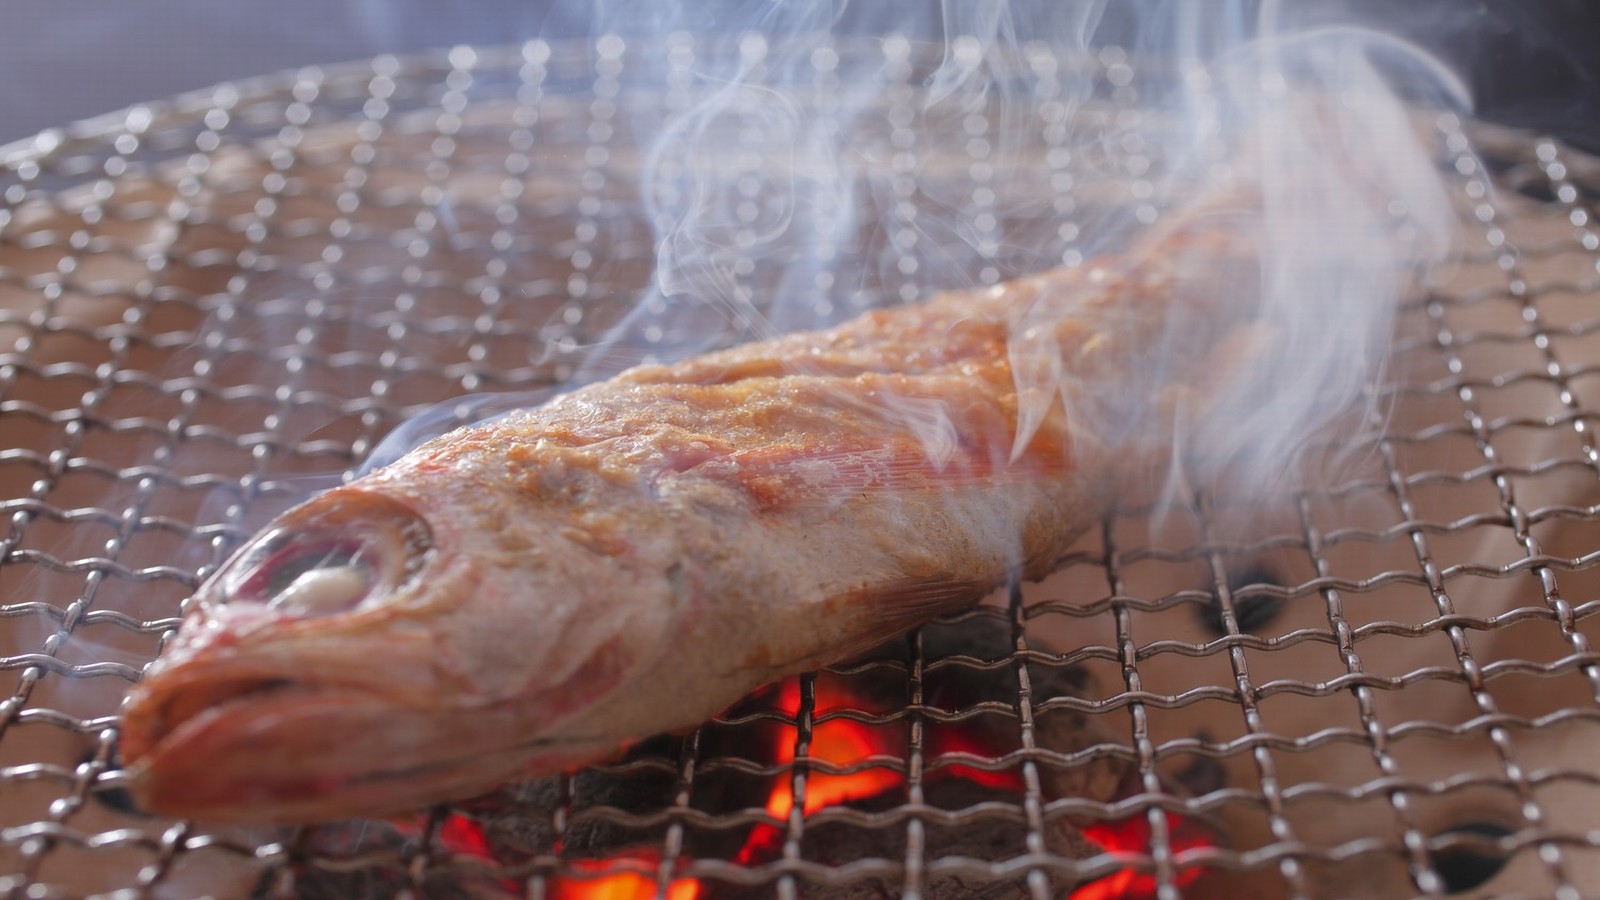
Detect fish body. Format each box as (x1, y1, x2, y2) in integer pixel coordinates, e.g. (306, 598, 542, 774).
(121, 230, 1238, 824)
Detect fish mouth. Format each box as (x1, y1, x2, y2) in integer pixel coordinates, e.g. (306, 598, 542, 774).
(120, 671, 608, 825)
(121, 672, 370, 821)
(134, 675, 306, 752)
(121, 662, 332, 765)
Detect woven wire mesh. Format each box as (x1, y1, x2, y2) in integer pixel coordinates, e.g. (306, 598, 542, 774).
(2, 37, 1600, 899)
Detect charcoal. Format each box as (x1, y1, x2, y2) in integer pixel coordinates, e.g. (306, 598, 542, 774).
(465, 734, 684, 859)
(250, 819, 503, 900)
(272, 619, 1133, 900)
(716, 779, 1099, 899)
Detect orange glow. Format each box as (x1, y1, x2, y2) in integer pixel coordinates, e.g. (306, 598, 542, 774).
(924, 723, 1024, 792)
(437, 814, 496, 861)
(1070, 812, 1214, 900)
(540, 672, 1204, 900)
(547, 854, 702, 900)
(389, 813, 523, 895)
(733, 676, 907, 864)
(763, 678, 904, 820)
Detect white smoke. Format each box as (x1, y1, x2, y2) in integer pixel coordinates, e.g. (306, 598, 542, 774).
(369, 0, 1469, 515)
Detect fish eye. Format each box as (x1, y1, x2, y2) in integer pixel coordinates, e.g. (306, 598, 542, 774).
(227, 533, 380, 616)
(204, 491, 435, 618)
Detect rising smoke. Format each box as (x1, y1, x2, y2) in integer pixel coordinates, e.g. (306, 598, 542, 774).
(368, 0, 1470, 514)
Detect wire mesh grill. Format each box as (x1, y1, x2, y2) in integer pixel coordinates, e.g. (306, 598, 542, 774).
(3, 38, 1600, 899)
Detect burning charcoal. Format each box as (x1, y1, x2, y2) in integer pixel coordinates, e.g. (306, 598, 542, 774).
(919, 615, 1100, 716)
(461, 735, 684, 860)
(250, 820, 407, 900)
(564, 766, 677, 858)
(925, 778, 1102, 893)
(252, 817, 511, 900)
(403, 617, 1141, 900)
(455, 778, 563, 859)
(716, 780, 1097, 899)
(253, 861, 411, 900)
(543, 853, 704, 899)
(1032, 693, 1130, 811)
(919, 613, 1015, 658)
(913, 615, 1134, 811)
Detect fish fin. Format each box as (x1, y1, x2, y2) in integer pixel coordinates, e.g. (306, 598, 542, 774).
(830, 577, 995, 661)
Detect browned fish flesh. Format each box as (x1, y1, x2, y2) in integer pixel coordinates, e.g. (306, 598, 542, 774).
(119, 226, 1248, 824)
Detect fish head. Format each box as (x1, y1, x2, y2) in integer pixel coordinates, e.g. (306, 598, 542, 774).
(120, 475, 691, 824)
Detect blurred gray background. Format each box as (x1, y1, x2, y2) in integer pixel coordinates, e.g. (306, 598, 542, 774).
(2, 0, 1597, 150)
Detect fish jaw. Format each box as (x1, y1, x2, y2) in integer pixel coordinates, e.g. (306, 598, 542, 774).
(117, 596, 643, 825)
(119, 610, 633, 825)
(121, 673, 613, 824)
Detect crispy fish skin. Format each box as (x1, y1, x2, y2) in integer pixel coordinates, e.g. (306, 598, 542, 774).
(120, 232, 1233, 824)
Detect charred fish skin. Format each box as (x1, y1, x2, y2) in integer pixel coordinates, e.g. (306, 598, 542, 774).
(120, 230, 1241, 824)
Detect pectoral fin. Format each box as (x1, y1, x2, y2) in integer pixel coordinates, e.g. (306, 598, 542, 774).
(829, 576, 997, 662)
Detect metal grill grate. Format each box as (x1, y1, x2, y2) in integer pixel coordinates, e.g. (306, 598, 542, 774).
(3, 38, 1600, 899)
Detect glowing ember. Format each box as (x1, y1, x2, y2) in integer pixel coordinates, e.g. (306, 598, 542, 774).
(437, 813, 497, 862)
(732, 675, 907, 864)
(536, 668, 1214, 898)
(412, 812, 523, 894)
(924, 720, 1024, 793)
(1071, 812, 1214, 900)
(547, 853, 702, 900)
(764, 677, 905, 819)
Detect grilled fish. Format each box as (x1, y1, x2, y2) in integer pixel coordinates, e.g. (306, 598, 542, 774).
(121, 226, 1248, 824)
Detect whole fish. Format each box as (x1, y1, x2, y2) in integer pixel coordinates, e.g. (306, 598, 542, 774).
(121, 226, 1247, 824)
